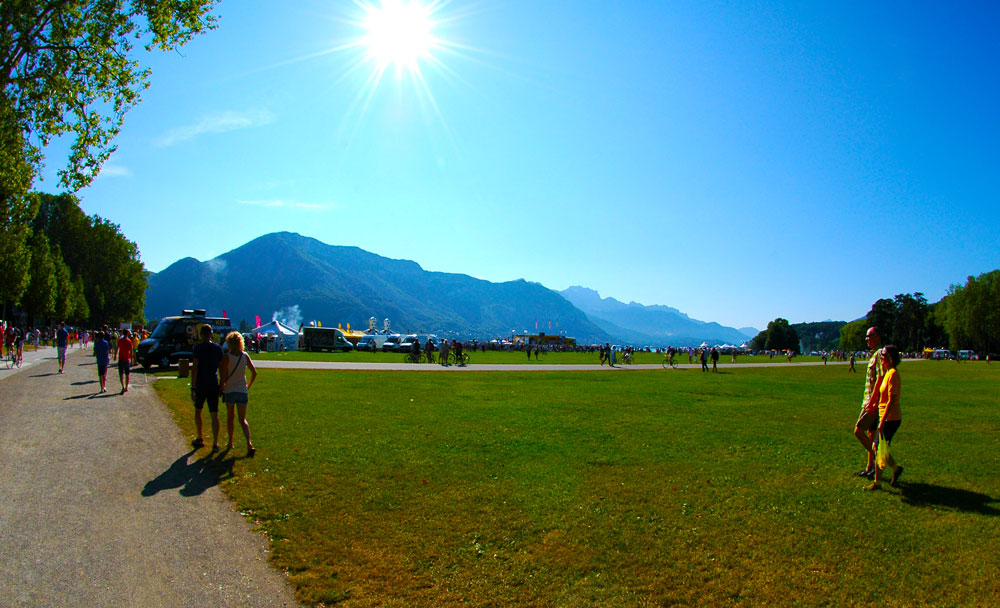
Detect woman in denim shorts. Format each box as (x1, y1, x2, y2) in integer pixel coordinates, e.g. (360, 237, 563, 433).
(220, 332, 258, 457)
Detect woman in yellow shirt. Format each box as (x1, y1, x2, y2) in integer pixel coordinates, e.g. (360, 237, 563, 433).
(866, 345, 903, 490)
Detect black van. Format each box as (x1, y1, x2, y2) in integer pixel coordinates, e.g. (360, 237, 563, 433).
(137, 309, 235, 368)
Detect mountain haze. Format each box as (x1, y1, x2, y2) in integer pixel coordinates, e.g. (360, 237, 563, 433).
(560, 286, 755, 347)
(145, 232, 611, 342)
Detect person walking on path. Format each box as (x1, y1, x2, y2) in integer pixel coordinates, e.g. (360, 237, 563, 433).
(849, 352, 856, 372)
(220, 332, 258, 457)
(866, 345, 904, 491)
(190, 324, 224, 452)
(56, 322, 69, 373)
(0, 334, 303, 607)
(117, 328, 135, 393)
(94, 331, 111, 393)
(700, 348, 709, 372)
(710, 348, 719, 372)
(853, 327, 884, 479)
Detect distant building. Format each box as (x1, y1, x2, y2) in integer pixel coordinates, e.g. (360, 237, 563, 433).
(512, 332, 576, 346)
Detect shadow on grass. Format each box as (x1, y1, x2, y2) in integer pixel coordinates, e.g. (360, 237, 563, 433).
(142, 450, 236, 498)
(899, 482, 999, 516)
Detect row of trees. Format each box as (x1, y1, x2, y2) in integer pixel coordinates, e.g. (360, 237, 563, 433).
(838, 273, 999, 355)
(2, 1, 217, 327)
(2, 193, 147, 326)
(938, 271, 1000, 354)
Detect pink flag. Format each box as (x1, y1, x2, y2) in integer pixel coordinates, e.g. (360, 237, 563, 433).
(255, 315, 261, 328)
(222, 310, 228, 318)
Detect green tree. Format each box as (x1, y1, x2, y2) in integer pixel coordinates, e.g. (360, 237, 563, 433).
(21, 231, 57, 321)
(0, 97, 37, 312)
(1, 1, 218, 192)
(866, 298, 896, 344)
(69, 275, 90, 323)
(87, 217, 147, 323)
(839, 319, 867, 352)
(891, 293, 929, 351)
(942, 271, 1000, 354)
(751, 318, 800, 353)
(51, 245, 73, 321)
(32, 193, 146, 325)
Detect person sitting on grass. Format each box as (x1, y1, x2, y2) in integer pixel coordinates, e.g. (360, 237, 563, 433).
(866, 344, 904, 491)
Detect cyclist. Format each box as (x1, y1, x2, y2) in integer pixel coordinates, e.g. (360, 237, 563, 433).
(14, 327, 24, 366)
(439, 338, 450, 366)
(425, 338, 435, 364)
(409, 337, 421, 362)
(454, 339, 464, 366)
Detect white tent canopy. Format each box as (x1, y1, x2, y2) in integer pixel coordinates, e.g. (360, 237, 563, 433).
(250, 320, 299, 351)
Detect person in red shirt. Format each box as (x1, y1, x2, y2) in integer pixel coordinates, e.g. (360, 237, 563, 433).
(117, 329, 135, 394)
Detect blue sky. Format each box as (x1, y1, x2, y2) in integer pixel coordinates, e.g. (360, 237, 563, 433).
(37, 1, 1000, 330)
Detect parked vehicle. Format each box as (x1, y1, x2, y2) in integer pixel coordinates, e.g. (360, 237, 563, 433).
(137, 309, 235, 369)
(398, 334, 439, 353)
(357, 334, 389, 352)
(931, 349, 953, 360)
(301, 327, 355, 352)
(957, 350, 978, 360)
(382, 334, 403, 352)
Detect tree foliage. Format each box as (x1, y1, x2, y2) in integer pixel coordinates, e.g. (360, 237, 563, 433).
(938, 270, 1000, 354)
(22, 230, 56, 319)
(29, 192, 146, 324)
(839, 319, 867, 352)
(750, 318, 800, 353)
(0, 96, 37, 308)
(1, 0, 218, 191)
(864, 293, 934, 352)
(792, 321, 846, 352)
(1, 1, 216, 318)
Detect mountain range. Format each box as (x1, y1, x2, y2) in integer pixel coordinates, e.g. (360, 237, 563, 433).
(144, 232, 757, 345)
(560, 286, 756, 345)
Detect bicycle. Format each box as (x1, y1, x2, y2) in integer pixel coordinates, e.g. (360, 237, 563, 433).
(662, 353, 676, 369)
(402, 351, 425, 364)
(3, 347, 15, 370)
(449, 351, 470, 366)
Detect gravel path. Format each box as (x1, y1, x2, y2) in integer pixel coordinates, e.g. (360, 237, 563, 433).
(0, 347, 302, 608)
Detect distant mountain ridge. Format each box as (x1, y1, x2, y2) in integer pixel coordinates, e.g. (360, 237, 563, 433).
(145, 232, 611, 342)
(144, 232, 755, 345)
(560, 286, 756, 346)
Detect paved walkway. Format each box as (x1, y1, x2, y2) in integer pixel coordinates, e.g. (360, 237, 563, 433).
(0, 348, 301, 608)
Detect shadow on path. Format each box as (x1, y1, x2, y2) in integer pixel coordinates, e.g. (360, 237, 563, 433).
(142, 450, 237, 498)
(899, 482, 999, 516)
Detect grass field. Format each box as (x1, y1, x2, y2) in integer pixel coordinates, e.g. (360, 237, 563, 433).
(251, 349, 834, 366)
(155, 361, 1000, 607)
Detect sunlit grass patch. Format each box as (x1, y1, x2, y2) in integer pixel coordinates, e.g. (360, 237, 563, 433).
(154, 362, 1000, 607)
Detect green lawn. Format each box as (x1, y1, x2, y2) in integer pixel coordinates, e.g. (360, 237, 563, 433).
(155, 362, 1000, 607)
(250, 349, 835, 366)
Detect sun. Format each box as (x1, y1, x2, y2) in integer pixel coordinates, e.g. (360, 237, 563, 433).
(360, 0, 439, 71)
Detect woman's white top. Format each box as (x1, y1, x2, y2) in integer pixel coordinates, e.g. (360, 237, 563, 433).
(224, 352, 249, 394)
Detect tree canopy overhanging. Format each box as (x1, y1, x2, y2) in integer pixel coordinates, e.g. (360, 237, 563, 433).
(1, 0, 218, 191)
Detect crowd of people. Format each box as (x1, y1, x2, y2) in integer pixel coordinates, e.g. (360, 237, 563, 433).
(4, 320, 261, 459)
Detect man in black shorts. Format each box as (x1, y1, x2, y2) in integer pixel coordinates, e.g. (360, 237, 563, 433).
(190, 325, 223, 451)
